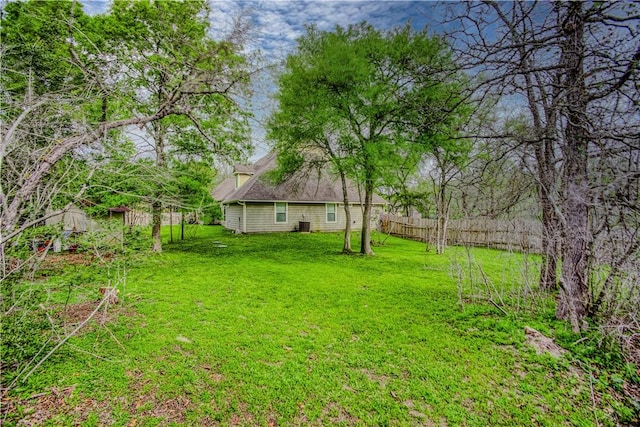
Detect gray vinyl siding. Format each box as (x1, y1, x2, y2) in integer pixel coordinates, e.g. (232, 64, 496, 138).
(224, 204, 244, 232)
(222, 201, 384, 233)
(246, 203, 349, 233)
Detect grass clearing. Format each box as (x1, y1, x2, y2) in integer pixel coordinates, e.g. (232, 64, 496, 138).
(2, 226, 624, 425)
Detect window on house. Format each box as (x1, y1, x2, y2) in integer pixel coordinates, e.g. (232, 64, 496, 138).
(275, 202, 287, 223)
(326, 203, 337, 223)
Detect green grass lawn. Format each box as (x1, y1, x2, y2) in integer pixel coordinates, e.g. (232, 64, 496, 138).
(4, 226, 620, 425)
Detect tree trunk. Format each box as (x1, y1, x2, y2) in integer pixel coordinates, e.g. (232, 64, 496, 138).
(169, 206, 173, 243)
(435, 185, 450, 255)
(151, 201, 162, 252)
(556, 2, 590, 332)
(360, 176, 375, 255)
(151, 118, 166, 252)
(539, 191, 559, 291)
(339, 171, 353, 253)
(492, 0, 561, 293)
(0, 238, 6, 279)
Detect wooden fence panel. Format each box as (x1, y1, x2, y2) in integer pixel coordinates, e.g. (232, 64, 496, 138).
(380, 215, 542, 253)
(125, 209, 183, 227)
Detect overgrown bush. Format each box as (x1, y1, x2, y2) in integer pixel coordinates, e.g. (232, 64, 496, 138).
(589, 265, 640, 367)
(1, 224, 139, 390)
(0, 283, 52, 387)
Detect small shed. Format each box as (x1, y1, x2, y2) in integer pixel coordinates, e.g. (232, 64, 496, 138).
(45, 204, 98, 232)
(108, 205, 130, 225)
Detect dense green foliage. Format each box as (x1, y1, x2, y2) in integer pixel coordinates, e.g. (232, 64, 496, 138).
(103, 0, 251, 159)
(3, 227, 637, 425)
(1, 0, 90, 96)
(1, 286, 51, 383)
(1, 0, 250, 250)
(104, 0, 251, 250)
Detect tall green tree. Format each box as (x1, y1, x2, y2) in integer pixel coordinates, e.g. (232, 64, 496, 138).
(104, 0, 251, 251)
(171, 160, 218, 220)
(1, 0, 251, 249)
(269, 23, 468, 255)
(378, 151, 427, 217)
(428, 136, 473, 254)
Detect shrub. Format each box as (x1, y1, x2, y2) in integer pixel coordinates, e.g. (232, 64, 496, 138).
(0, 284, 52, 387)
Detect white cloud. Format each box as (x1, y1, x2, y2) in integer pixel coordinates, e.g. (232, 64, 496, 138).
(208, 0, 433, 60)
(82, 0, 109, 15)
(81, 1, 436, 56)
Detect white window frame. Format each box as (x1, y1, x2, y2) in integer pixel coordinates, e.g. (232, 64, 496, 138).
(275, 202, 288, 223)
(326, 203, 337, 223)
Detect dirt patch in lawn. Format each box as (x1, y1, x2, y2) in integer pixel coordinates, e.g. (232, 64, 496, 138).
(359, 368, 391, 388)
(322, 401, 360, 426)
(3, 380, 193, 426)
(130, 395, 192, 424)
(124, 369, 194, 425)
(51, 297, 134, 337)
(56, 301, 116, 326)
(1, 301, 138, 425)
(524, 326, 567, 358)
(1, 386, 113, 426)
(40, 252, 117, 270)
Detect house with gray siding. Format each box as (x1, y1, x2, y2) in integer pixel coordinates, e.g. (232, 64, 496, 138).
(212, 152, 386, 233)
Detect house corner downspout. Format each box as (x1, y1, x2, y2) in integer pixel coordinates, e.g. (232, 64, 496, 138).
(238, 201, 247, 233)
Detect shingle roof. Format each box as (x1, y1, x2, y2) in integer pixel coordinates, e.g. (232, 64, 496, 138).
(213, 152, 386, 205)
(211, 176, 235, 201)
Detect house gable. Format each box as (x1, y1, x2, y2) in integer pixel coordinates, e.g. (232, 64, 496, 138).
(213, 152, 385, 206)
(212, 152, 386, 233)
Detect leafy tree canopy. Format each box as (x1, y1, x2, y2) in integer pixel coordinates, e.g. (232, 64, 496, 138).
(269, 22, 470, 254)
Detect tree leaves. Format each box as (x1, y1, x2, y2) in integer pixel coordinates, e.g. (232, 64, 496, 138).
(1, 0, 253, 240)
(269, 22, 470, 254)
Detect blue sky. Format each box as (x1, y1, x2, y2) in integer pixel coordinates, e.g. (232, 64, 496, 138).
(83, 1, 440, 55)
(81, 0, 448, 159)
(210, 1, 438, 58)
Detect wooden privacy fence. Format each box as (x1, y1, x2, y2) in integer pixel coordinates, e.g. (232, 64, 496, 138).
(380, 215, 543, 253)
(124, 209, 184, 227)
